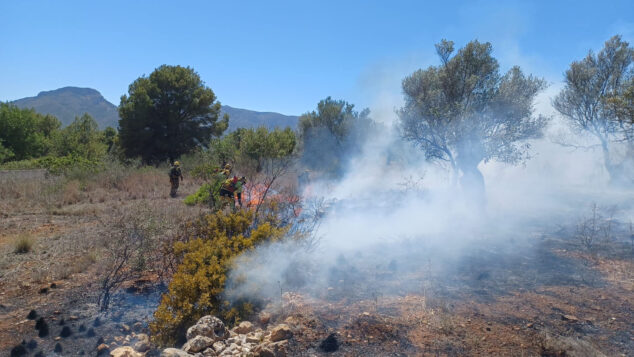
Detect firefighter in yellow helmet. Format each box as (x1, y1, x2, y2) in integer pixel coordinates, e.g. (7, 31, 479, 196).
(169, 161, 183, 197)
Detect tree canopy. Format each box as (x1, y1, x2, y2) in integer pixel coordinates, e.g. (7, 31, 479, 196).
(398, 39, 548, 199)
(298, 97, 373, 175)
(118, 65, 228, 164)
(0, 102, 60, 162)
(553, 35, 633, 182)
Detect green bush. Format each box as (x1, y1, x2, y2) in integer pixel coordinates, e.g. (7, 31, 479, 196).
(183, 183, 212, 206)
(0, 155, 105, 175)
(150, 210, 287, 345)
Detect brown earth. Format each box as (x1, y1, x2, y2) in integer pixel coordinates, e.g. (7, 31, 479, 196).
(1, 169, 633, 356)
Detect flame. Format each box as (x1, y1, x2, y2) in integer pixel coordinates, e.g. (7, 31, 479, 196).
(242, 183, 302, 216)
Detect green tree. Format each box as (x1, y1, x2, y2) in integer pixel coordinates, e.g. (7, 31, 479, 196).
(118, 65, 228, 164)
(398, 39, 548, 201)
(53, 113, 106, 159)
(299, 97, 372, 174)
(0, 102, 61, 162)
(553, 35, 633, 182)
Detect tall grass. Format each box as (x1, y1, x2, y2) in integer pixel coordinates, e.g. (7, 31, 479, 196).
(13, 233, 36, 254)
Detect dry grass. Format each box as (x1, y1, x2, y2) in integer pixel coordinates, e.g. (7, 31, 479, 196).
(12, 233, 36, 254)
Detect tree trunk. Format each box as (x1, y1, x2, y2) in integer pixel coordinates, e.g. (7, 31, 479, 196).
(458, 160, 486, 208)
(599, 137, 624, 184)
(456, 138, 486, 207)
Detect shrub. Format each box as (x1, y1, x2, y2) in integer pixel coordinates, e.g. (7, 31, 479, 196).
(13, 233, 35, 254)
(183, 183, 212, 206)
(0, 155, 104, 175)
(150, 210, 287, 345)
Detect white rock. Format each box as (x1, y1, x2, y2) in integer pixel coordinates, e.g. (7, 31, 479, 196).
(269, 324, 293, 342)
(233, 321, 254, 334)
(186, 315, 229, 341)
(110, 346, 142, 357)
(183, 335, 215, 353)
(161, 348, 192, 357)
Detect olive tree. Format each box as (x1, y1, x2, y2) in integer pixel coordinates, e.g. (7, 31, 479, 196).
(399, 39, 548, 202)
(553, 35, 633, 182)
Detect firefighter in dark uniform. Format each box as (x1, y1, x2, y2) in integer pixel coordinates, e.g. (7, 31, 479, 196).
(169, 161, 183, 197)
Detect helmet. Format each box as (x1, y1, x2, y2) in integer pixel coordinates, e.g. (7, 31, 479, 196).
(224, 164, 232, 170)
(174, 161, 180, 166)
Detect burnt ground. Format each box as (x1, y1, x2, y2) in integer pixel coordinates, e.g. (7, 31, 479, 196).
(263, 226, 634, 356)
(1, 170, 633, 356)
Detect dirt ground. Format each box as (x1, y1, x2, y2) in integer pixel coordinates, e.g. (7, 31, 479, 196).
(1, 169, 633, 356)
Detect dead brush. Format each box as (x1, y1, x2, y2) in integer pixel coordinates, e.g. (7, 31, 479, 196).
(118, 170, 166, 199)
(575, 203, 616, 257)
(62, 179, 82, 205)
(13, 233, 36, 254)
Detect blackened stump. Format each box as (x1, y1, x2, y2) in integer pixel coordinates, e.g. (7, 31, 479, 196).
(319, 333, 339, 352)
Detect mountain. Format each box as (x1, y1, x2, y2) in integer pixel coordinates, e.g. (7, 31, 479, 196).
(12, 87, 120, 129)
(220, 105, 298, 132)
(11, 87, 299, 131)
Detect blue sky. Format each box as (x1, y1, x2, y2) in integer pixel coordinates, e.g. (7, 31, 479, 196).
(1, 0, 632, 116)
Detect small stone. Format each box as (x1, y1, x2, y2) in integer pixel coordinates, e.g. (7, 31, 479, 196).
(121, 323, 131, 333)
(269, 324, 293, 342)
(212, 341, 225, 352)
(97, 343, 110, 353)
(110, 346, 142, 357)
(201, 347, 218, 356)
(183, 335, 215, 353)
(258, 312, 271, 325)
(233, 321, 254, 334)
(69, 315, 78, 321)
(133, 322, 143, 331)
(160, 348, 191, 357)
(562, 314, 579, 322)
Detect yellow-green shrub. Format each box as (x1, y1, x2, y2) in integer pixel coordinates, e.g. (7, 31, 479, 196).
(150, 210, 287, 345)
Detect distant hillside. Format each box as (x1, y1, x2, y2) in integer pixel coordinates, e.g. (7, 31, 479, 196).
(220, 105, 298, 132)
(12, 87, 299, 132)
(12, 87, 119, 129)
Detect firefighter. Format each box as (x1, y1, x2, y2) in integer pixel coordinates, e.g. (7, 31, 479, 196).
(169, 161, 183, 197)
(235, 176, 247, 207)
(219, 176, 239, 209)
(209, 164, 232, 209)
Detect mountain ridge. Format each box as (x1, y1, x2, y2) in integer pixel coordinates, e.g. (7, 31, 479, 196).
(11, 87, 299, 131)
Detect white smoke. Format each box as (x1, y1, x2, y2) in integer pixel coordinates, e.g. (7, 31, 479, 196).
(225, 75, 634, 306)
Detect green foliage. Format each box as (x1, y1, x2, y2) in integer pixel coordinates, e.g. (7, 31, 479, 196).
(118, 65, 229, 164)
(553, 35, 633, 181)
(0, 155, 104, 175)
(0, 102, 61, 162)
(205, 126, 296, 176)
(183, 183, 212, 206)
(399, 39, 547, 186)
(238, 127, 296, 173)
(53, 113, 107, 159)
(299, 97, 372, 174)
(150, 210, 287, 345)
